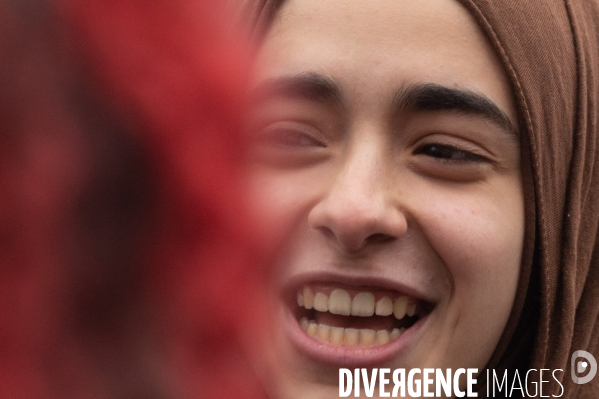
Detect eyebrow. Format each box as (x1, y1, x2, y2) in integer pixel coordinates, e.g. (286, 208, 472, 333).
(250, 72, 343, 106)
(394, 83, 518, 137)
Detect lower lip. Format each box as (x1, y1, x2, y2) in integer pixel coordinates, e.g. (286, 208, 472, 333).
(282, 306, 430, 368)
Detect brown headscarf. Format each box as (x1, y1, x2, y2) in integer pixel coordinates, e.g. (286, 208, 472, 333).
(239, 0, 599, 397)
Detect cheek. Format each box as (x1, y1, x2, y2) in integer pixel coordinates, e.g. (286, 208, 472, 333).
(413, 178, 524, 285)
(245, 168, 325, 251)
(409, 179, 524, 367)
(413, 179, 525, 326)
(432, 205, 523, 286)
(248, 170, 310, 220)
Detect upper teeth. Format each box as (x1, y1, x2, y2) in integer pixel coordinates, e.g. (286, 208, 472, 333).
(298, 286, 418, 320)
(329, 289, 350, 315)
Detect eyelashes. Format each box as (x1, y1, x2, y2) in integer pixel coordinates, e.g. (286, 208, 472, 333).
(413, 143, 488, 164)
(249, 119, 329, 149)
(247, 122, 331, 167)
(256, 128, 326, 149)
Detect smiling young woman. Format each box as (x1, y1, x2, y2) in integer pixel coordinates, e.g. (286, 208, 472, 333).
(239, 0, 599, 398)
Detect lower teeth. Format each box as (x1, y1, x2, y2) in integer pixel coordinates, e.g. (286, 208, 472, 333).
(300, 317, 405, 347)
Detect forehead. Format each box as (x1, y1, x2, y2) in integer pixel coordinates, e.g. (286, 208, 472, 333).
(254, 0, 517, 125)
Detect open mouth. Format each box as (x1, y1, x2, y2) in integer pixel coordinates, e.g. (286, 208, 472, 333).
(288, 284, 433, 348)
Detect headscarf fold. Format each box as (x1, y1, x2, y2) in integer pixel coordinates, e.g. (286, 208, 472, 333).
(240, 0, 599, 397)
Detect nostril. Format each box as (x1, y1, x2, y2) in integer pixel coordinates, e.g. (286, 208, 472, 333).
(316, 228, 395, 254)
(366, 233, 396, 245)
(316, 226, 336, 240)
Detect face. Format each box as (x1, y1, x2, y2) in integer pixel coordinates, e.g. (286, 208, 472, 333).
(245, 0, 524, 397)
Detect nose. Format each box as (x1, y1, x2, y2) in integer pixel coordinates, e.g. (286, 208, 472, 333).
(308, 138, 407, 253)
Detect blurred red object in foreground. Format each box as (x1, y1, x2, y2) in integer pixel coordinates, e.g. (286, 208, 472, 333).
(0, 0, 265, 398)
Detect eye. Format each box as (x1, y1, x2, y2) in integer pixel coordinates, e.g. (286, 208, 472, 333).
(414, 143, 487, 163)
(246, 121, 330, 168)
(258, 127, 326, 149)
(250, 120, 328, 151)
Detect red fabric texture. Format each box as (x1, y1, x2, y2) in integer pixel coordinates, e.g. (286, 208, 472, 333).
(0, 0, 265, 398)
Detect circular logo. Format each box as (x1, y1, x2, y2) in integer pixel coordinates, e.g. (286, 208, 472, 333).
(571, 350, 597, 384)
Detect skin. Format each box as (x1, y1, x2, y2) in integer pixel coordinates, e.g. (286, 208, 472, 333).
(245, 0, 524, 397)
